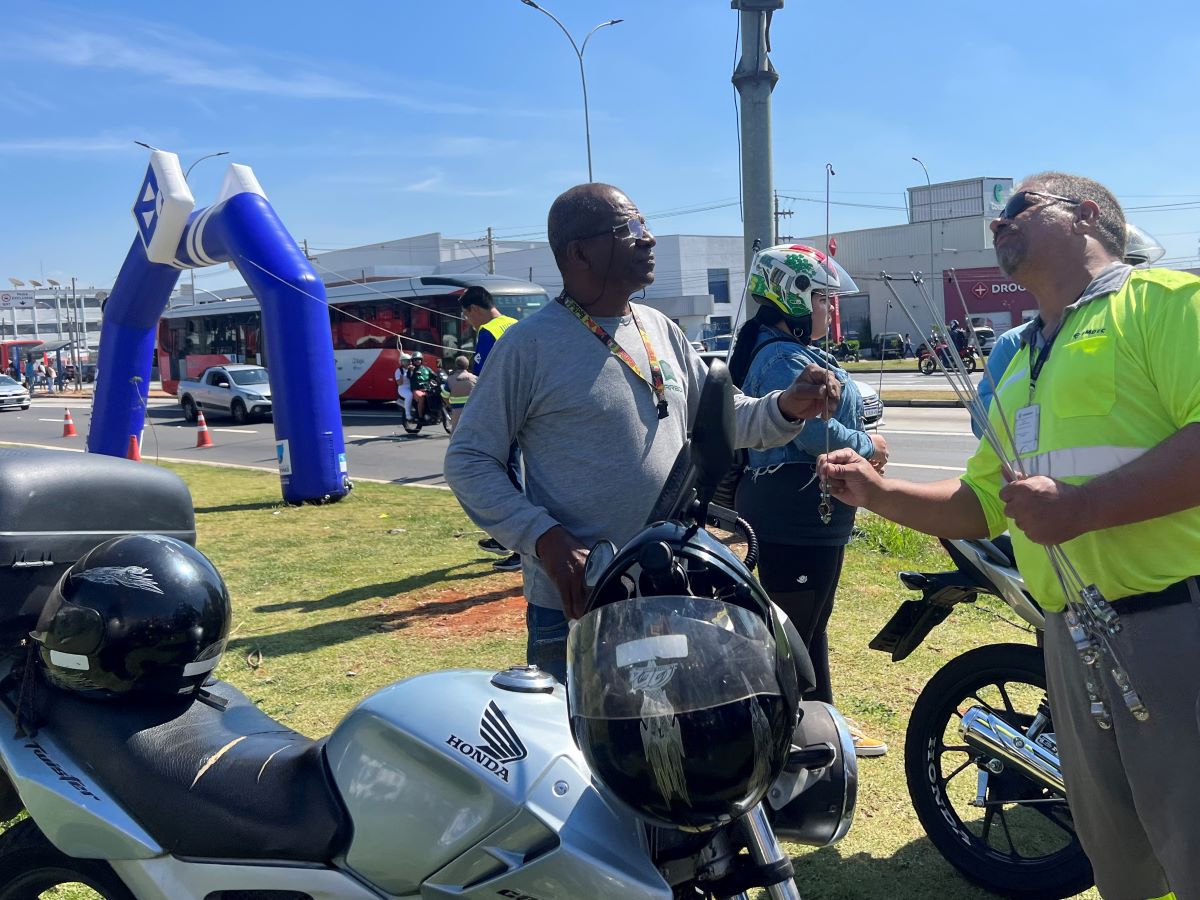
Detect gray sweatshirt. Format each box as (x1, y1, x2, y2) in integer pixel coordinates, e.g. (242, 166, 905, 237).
(444, 300, 807, 610)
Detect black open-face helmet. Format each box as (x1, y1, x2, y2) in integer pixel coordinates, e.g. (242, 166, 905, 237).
(32, 534, 231, 701)
(568, 521, 808, 831)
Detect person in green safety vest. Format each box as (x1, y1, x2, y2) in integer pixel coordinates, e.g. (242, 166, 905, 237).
(818, 171, 1200, 900)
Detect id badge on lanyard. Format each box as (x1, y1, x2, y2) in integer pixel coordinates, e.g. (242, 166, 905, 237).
(1014, 404, 1040, 455)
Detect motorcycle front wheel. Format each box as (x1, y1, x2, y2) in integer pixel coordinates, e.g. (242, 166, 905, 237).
(0, 819, 135, 899)
(442, 406, 452, 433)
(402, 414, 422, 434)
(904, 643, 1093, 899)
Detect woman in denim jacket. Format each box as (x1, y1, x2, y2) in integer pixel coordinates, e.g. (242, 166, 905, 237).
(729, 244, 889, 757)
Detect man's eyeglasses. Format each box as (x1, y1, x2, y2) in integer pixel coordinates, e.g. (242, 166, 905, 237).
(578, 216, 652, 243)
(999, 190, 1079, 221)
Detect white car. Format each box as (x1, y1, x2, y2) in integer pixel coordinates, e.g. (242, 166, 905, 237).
(697, 349, 883, 428)
(0, 375, 30, 412)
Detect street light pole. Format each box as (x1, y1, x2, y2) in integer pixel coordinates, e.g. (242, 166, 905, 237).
(520, 1, 622, 182)
(912, 156, 935, 320)
(184, 151, 229, 305)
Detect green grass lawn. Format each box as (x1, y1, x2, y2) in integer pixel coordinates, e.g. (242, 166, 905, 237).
(35, 461, 1101, 899)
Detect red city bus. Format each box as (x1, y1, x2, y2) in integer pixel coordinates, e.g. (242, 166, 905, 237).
(156, 275, 548, 398)
(0, 339, 46, 376)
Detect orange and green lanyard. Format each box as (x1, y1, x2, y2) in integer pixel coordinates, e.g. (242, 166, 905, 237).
(557, 292, 669, 419)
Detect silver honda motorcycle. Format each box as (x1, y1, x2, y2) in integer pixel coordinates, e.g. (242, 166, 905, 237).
(0, 361, 856, 899)
(871, 536, 1093, 899)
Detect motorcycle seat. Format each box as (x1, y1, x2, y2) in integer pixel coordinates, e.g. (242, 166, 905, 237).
(38, 677, 349, 863)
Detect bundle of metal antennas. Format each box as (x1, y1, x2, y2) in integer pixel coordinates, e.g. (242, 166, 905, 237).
(875, 269, 1146, 728)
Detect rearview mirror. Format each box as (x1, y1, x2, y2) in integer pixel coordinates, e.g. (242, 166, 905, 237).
(218, 382, 230, 389)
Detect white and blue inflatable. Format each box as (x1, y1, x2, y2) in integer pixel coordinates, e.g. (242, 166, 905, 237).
(89, 151, 349, 504)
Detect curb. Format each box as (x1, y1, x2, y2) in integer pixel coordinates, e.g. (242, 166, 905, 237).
(881, 397, 964, 408)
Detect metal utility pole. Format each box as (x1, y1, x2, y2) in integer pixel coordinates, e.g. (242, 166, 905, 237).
(732, 0, 784, 278)
(772, 191, 793, 244)
(69, 277, 80, 371)
(487, 227, 496, 274)
(912, 157, 936, 314)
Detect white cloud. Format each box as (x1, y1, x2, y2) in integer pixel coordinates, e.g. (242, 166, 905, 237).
(13, 16, 550, 118)
(0, 136, 132, 153)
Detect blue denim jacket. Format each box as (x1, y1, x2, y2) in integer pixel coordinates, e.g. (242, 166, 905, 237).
(742, 331, 874, 471)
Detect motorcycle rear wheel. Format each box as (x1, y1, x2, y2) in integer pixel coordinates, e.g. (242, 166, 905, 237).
(904, 643, 1093, 899)
(919, 356, 937, 376)
(0, 818, 135, 899)
(401, 415, 422, 434)
(441, 406, 452, 433)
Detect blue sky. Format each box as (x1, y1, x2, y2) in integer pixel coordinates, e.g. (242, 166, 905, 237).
(4, 0, 1200, 290)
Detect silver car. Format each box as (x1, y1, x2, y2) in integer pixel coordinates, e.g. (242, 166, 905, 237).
(0, 375, 30, 412)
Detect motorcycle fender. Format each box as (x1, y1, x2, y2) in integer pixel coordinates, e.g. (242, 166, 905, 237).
(0, 724, 161, 859)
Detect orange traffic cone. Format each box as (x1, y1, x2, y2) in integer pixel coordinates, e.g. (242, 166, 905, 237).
(195, 412, 214, 449)
(126, 435, 142, 462)
(61, 409, 78, 438)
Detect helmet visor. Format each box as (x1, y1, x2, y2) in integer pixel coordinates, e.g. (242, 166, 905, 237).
(568, 596, 782, 721)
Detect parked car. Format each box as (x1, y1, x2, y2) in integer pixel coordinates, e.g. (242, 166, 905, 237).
(0, 375, 30, 412)
(874, 332, 904, 360)
(177, 364, 273, 425)
(697, 349, 883, 429)
(972, 326, 996, 355)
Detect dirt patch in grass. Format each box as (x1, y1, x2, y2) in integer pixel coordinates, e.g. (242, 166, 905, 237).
(391, 574, 527, 638)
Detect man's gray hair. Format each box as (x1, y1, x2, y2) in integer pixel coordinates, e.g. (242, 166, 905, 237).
(1024, 171, 1126, 259)
(547, 183, 625, 262)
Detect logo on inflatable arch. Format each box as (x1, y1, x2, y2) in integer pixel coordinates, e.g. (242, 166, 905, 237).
(130, 152, 194, 265)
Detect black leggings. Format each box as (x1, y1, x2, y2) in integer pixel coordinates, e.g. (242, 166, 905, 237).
(756, 542, 846, 705)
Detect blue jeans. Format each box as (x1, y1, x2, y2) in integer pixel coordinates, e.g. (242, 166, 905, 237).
(526, 603, 568, 683)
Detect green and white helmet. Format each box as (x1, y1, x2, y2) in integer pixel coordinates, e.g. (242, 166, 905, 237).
(747, 244, 848, 318)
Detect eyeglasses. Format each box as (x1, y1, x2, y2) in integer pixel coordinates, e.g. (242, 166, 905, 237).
(999, 190, 1079, 221)
(578, 216, 652, 243)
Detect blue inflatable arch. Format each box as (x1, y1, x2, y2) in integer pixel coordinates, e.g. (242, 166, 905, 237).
(88, 151, 349, 504)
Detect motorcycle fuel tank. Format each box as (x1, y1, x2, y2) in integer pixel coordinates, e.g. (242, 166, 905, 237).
(324, 668, 671, 898)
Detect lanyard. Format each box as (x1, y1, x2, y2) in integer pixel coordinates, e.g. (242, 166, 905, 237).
(557, 292, 669, 419)
(1027, 320, 1065, 403)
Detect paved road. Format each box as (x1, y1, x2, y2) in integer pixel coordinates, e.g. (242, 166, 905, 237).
(850, 369, 984, 394)
(3, 398, 978, 488)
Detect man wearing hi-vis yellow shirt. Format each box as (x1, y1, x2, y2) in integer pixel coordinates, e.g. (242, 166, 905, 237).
(819, 172, 1200, 900)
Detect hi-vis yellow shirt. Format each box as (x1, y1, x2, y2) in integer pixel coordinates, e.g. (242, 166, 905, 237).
(962, 266, 1200, 612)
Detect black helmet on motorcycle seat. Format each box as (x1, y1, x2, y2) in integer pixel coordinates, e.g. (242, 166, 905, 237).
(31, 534, 232, 701)
(567, 521, 806, 831)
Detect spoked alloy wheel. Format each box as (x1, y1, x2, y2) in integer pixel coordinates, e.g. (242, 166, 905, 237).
(904, 643, 1093, 899)
(0, 819, 135, 899)
(919, 355, 937, 375)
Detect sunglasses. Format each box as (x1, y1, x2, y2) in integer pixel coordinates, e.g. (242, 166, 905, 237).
(999, 190, 1079, 221)
(578, 216, 652, 243)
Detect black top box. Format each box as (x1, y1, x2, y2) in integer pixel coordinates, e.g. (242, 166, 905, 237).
(0, 448, 195, 640)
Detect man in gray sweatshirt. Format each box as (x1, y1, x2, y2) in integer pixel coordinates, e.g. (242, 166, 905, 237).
(445, 183, 838, 680)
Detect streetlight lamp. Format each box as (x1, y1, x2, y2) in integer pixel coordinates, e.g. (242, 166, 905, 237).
(519, 0, 622, 182)
(185, 150, 230, 181)
(912, 156, 935, 323)
(182, 151, 229, 305)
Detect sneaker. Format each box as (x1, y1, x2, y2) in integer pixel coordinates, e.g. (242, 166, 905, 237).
(846, 718, 888, 758)
(478, 537, 508, 555)
(492, 553, 522, 572)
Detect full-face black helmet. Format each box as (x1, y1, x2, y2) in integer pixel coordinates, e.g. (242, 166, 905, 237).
(31, 534, 231, 700)
(568, 521, 807, 831)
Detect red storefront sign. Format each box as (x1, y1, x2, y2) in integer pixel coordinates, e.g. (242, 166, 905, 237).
(943, 266, 1038, 329)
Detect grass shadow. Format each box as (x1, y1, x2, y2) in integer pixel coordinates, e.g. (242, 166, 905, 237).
(791, 834, 1005, 899)
(254, 562, 491, 613)
(230, 583, 524, 658)
(195, 500, 282, 514)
